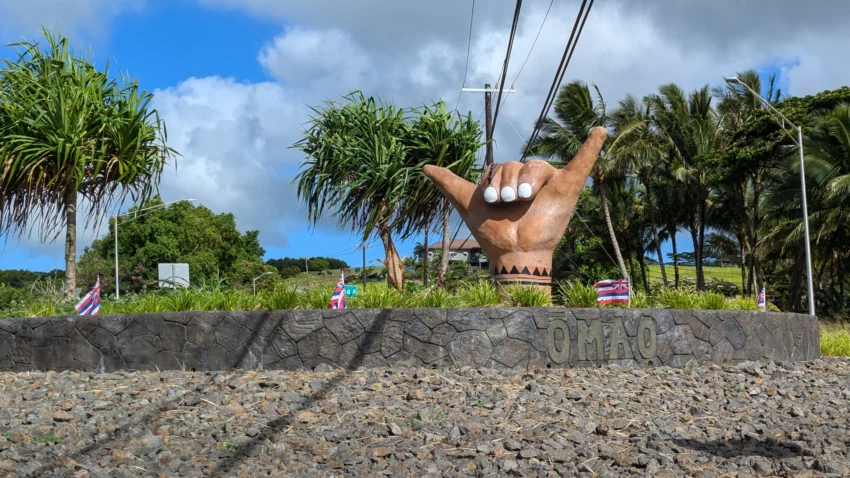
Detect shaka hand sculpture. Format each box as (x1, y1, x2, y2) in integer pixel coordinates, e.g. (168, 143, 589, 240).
(422, 126, 607, 287)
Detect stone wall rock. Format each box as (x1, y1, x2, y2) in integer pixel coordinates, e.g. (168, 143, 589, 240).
(0, 308, 820, 372)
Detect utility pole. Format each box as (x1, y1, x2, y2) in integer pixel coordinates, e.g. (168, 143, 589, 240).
(462, 84, 516, 166)
(303, 257, 310, 288)
(484, 83, 494, 165)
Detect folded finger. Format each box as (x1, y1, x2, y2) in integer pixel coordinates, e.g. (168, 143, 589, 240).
(517, 160, 556, 201)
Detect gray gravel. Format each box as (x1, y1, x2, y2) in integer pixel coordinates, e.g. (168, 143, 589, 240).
(1, 358, 848, 477)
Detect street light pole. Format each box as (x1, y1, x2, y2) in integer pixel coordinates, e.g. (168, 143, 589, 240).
(113, 198, 196, 300)
(252, 271, 273, 295)
(725, 76, 815, 316)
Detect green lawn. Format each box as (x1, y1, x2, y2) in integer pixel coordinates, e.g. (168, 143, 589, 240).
(647, 264, 744, 287)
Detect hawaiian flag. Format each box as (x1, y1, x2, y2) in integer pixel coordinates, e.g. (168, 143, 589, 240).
(757, 287, 766, 311)
(75, 277, 101, 316)
(594, 278, 630, 305)
(328, 271, 347, 309)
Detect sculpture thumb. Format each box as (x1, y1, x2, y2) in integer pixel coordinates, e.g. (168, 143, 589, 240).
(560, 126, 608, 181)
(421, 165, 475, 216)
(555, 126, 608, 203)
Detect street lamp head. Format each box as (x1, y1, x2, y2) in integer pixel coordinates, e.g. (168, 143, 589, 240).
(724, 76, 741, 85)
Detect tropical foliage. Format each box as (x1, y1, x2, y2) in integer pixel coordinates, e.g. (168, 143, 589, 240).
(292, 92, 482, 290)
(0, 28, 175, 299)
(534, 73, 850, 316)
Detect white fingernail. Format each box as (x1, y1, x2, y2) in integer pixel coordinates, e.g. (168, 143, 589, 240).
(518, 183, 532, 198)
(484, 187, 498, 203)
(501, 187, 516, 202)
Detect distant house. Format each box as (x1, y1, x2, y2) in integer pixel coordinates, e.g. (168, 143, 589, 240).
(419, 238, 489, 270)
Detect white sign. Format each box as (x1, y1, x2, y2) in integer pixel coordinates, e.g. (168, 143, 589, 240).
(158, 263, 190, 288)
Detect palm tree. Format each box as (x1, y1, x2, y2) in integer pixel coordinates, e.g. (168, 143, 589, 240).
(646, 83, 721, 291)
(0, 28, 175, 299)
(292, 94, 481, 290)
(609, 94, 669, 287)
(402, 101, 482, 286)
(714, 69, 783, 294)
(525, 81, 630, 282)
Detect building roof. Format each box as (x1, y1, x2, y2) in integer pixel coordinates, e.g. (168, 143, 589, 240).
(426, 238, 481, 250)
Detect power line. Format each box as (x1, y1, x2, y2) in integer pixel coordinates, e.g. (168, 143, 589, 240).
(522, 0, 595, 162)
(455, 0, 477, 111)
(491, 0, 523, 132)
(510, 0, 554, 89)
(486, 0, 554, 149)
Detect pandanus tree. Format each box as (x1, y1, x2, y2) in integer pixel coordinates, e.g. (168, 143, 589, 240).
(0, 28, 175, 299)
(402, 101, 482, 286)
(292, 93, 481, 290)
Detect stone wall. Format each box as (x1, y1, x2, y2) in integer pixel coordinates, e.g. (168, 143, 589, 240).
(0, 308, 820, 373)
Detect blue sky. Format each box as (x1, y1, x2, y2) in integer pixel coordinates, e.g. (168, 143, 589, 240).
(0, 0, 846, 273)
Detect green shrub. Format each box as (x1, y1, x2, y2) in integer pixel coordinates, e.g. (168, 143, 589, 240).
(630, 291, 654, 309)
(504, 284, 551, 307)
(729, 295, 758, 311)
(298, 286, 333, 310)
(259, 285, 300, 310)
(657, 289, 698, 309)
(349, 284, 407, 309)
(410, 288, 460, 308)
(556, 280, 597, 308)
(457, 280, 501, 307)
(697, 292, 730, 310)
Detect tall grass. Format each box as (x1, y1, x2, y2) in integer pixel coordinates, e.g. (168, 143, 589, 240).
(657, 289, 699, 309)
(0, 278, 823, 319)
(820, 322, 850, 357)
(697, 292, 730, 310)
(557, 280, 597, 308)
(349, 283, 408, 309)
(504, 284, 551, 307)
(456, 280, 501, 307)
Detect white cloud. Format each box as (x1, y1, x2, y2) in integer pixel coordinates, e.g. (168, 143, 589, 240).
(0, 0, 145, 43)
(4, 0, 850, 268)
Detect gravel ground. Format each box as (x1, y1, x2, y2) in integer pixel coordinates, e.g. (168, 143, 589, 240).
(1, 359, 848, 477)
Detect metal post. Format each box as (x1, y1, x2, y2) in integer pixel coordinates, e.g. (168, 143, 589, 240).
(305, 257, 310, 288)
(114, 214, 119, 300)
(484, 83, 494, 166)
(798, 127, 816, 316)
(724, 76, 816, 316)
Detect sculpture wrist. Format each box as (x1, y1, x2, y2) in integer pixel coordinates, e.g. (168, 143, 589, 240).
(488, 251, 553, 285)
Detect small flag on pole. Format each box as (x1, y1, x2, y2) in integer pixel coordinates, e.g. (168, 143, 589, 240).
(594, 278, 630, 305)
(757, 287, 766, 311)
(75, 277, 101, 316)
(328, 271, 347, 309)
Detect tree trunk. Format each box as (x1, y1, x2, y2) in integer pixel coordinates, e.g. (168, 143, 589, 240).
(628, 254, 637, 289)
(688, 215, 698, 288)
(751, 180, 763, 292)
(740, 242, 747, 293)
(423, 229, 429, 287)
(63, 186, 78, 300)
(438, 200, 451, 287)
(697, 197, 707, 291)
(670, 222, 680, 288)
(643, 182, 668, 287)
(600, 180, 629, 281)
(838, 254, 847, 317)
(378, 229, 405, 290)
(787, 243, 806, 312)
(638, 254, 650, 294)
